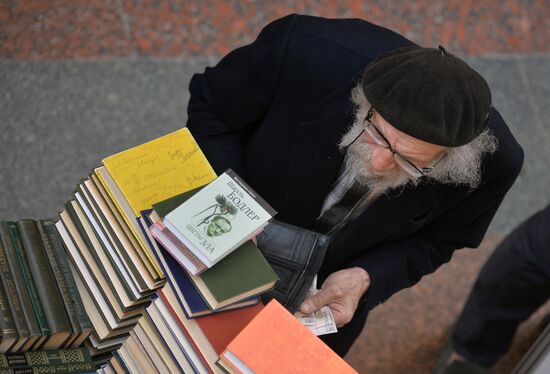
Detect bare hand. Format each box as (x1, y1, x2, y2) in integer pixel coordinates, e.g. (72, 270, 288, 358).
(299, 268, 370, 327)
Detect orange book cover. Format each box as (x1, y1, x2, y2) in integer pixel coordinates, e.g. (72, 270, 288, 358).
(222, 300, 357, 374)
(196, 302, 264, 354)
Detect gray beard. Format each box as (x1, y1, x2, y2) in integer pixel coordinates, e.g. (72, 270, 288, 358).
(339, 120, 414, 194)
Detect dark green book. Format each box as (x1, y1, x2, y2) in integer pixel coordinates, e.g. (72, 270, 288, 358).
(0, 223, 41, 347)
(36, 220, 79, 348)
(152, 187, 202, 219)
(0, 228, 30, 352)
(38, 221, 93, 349)
(6, 223, 50, 348)
(153, 189, 279, 310)
(16, 220, 71, 350)
(192, 240, 278, 309)
(41, 221, 92, 349)
(0, 273, 17, 353)
(0, 347, 92, 369)
(0, 361, 95, 373)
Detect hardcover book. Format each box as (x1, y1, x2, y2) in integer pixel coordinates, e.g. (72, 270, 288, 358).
(39, 221, 93, 349)
(221, 300, 357, 374)
(189, 240, 278, 310)
(145, 200, 277, 311)
(0, 223, 44, 349)
(164, 169, 276, 268)
(0, 268, 17, 353)
(7, 222, 52, 348)
(16, 220, 72, 350)
(93, 167, 165, 288)
(195, 302, 264, 355)
(0, 347, 92, 369)
(0, 225, 31, 352)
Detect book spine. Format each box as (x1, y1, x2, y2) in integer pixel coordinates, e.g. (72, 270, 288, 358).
(35, 221, 80, 344)
(0, 225, 30, 347)
(0, 223, 41, 345)
(16, 220, 71, 337)
(41, 222, 92, 335)
(0, 264, 17, 353)
(1, 361, 95, 373)
(1, 347, 91, 368)
(6, 223, 50, 339)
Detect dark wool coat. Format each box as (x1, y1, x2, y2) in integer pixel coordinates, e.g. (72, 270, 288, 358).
(186, 14, 524, 311)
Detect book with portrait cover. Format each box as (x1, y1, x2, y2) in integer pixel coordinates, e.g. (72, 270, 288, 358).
(164, 169, 276, 268)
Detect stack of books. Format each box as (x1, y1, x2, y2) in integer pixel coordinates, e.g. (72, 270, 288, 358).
(2, 128, 356, 373)
(158, 169, 276, 274)
(0, 219, 95, 372)
(52, 128, 218, 367)
(101, 167, 280, 372)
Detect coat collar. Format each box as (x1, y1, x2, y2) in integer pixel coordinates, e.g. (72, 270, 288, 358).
(286, 72, 360, 227)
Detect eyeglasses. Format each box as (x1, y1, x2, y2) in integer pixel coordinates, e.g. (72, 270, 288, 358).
(363, 107, 446, 178)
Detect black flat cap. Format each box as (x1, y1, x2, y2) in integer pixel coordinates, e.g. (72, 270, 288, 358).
(362, 46, 491, 147)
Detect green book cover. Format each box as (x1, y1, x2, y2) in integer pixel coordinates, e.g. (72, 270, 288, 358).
(6, 222, 50, 339)
(1, 347, 92, 369)
(0, 265, 17, 353)
(0, 224, 30, 350)
(41, 221, 93, 337)
(16, 219, 72, 350)
(164, 170, 276, 267)
(36, 220, 80, 339)
(196, 240, 278, 308)
(152, 187, 201, 219)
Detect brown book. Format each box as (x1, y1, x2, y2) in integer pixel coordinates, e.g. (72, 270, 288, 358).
(16, 220, 72, 350)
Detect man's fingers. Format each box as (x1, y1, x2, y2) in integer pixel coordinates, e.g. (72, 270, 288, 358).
(299, 287, 338, 314)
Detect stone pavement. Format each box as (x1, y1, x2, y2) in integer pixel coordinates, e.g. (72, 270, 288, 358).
(1, 2, 550, 373)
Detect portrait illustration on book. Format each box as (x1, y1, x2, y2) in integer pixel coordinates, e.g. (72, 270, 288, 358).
(191, 195, 238, 237)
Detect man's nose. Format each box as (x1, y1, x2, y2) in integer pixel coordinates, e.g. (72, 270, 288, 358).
(370, 145, 396, 171)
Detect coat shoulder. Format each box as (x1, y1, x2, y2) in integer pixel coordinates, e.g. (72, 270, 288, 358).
(486, 108, 524, 183)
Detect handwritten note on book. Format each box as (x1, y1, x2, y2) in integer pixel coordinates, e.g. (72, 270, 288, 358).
(102, 128, 217, 217)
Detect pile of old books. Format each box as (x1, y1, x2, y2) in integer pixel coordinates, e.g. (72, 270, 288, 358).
(1, 128, 356, 373)
(0, 219, 96, 372)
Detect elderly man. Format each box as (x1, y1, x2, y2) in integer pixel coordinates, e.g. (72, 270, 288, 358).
(186, 14, 523, 356)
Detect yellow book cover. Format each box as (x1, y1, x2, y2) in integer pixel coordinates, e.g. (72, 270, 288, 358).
(102, 128, 217, 217)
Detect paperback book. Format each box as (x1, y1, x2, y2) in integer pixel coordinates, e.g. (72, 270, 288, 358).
(164, 169, 276, 269)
